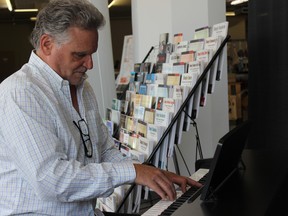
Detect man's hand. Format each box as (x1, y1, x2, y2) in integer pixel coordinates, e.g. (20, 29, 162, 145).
(133, 163, 202, 201)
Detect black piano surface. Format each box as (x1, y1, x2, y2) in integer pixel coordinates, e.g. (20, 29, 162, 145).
(167, 149, 288, 216)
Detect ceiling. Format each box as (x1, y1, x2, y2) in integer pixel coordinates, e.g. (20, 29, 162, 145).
(0, 0, 247, 23)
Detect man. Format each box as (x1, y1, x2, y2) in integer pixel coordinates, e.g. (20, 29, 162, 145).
(0, 0, 201, 215)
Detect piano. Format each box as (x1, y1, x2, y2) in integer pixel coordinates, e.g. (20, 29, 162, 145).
(142, 169, 208, 216)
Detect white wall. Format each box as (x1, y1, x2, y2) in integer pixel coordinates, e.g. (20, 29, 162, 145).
(89, 0, 116, 118)
(132, 0, 229, 175)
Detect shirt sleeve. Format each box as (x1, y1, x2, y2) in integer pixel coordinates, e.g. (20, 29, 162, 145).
(0, 86, 136, 202)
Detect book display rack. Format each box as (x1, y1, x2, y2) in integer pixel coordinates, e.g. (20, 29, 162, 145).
(98, 22, 230, 214)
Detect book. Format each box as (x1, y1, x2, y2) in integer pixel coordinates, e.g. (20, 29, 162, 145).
(154, 62, 163, 73)
(105, 120, 114, 136)
(196, 49, 211, 107)
(128, 131, 139, 149)
(159, 32, 169, 54)
(153, 73, 167, 85)
(138, 84, 147, 95)
(120, 100, 129, 115)
(156, 84, 169, 98)
(137, 136, 155, 160)
(140, 62, 152, 73)
(110, 109, 121, 126)
(119, 127, 130, 145)
(111, 98, 122, 111)
(194, 26, 210, 39)
(158, 135, 169, 170)
(188, 61, 204, 119)
(146, 123, 165, 168)
(162, 97, 181, 115)
(106, 107, 112, 121)
(119, 113, 127, 129)
(136, 72, 146, 83)
(175, 41, 188, 54)
(162, 63, 173, 74)
(125, 116, 138, 132)
(133, 105, 145, 121)
(172, 62, 187, 74)
(156, 96, 164, 110)
(180, 73, 197, 88)
(180, 50, 196, 63)
(130, 92, 142, 107)
(188, 38, 205, 51)
(140, 94, 154, 108)
(136, 119, 147, 138)
(130, 149, 145, 163)
(166, 73, 181, 86)
(157, 53, 169, 63)
(173, 33, 183, 45)
(146, 83, 158, 97)
(154, 109, 172, 128)
(211, 21, 229, 80)
(169, 52, 180, 64)
(204, 36, 222, 93)
(144, 108, 155, 124)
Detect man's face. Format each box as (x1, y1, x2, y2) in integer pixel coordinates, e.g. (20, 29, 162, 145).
(48, 27, 99, 86)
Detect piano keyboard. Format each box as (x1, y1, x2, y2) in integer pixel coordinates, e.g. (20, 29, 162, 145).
(142, 169, 209, 216)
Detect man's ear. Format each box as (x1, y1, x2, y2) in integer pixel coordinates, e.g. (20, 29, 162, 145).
(39, 34, 54, 55)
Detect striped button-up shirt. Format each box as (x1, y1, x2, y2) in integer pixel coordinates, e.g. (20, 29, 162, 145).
(0, 51, 135, 215)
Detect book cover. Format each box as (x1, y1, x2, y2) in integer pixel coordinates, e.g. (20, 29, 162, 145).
(159, 32, 169, 54)
(175, 41, 188, 54)
(173, 33, 183, 45)
(162, 97, 179, 114)
(180, 50, 196, 63)
(156, 84, 169, 98)
(106, 107, 112, 121)
(119, 127, 130, 144)
(154, 110, 172, 128)
(169, 52, 180, 64)
(119, 113, 127, 129)
(156, 96, 164, 110)
(144, 108, 155, 124)
(130, 93, 142, 108)
(180, 73, 197, 88)
(140, 94, 153, 108)
(133, 105, 145, 121)
(125, 116, 138, 132)
(166, 73, 181, 86)
(138, 84, 147, 95)
(211, 21, 229, 81)
(157, 53, 169, 64)
(188, 38, 205, 52)
(105, 120, 114, 136)
(204, 36, 222, 93)
(196, 50, 211, 107)
(137, 136, 155, 160)
(128, 131, 139, 149)
(172, 62, 187, 74)
(154, 73, 167, 85)
(111, 98, 122, 111)
(136, 119, 147, 138)
(134, 63, 141, 73)
(194, 26, 210, 39)
(162, 62, 173, 74)
(146, 83, 158, 97)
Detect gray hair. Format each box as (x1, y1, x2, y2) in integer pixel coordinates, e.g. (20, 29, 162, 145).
(30, 0, 105, 49)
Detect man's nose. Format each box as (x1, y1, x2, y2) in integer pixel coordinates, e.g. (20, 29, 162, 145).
(83, 55, 93, 69)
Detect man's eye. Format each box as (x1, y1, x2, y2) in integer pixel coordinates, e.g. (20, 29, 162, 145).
(74, 53, 86, 59)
